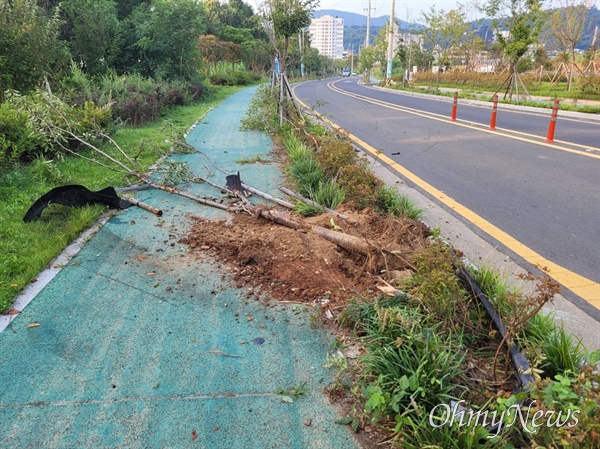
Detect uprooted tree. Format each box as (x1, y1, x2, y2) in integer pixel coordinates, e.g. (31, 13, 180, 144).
(16, 90, 409, 269)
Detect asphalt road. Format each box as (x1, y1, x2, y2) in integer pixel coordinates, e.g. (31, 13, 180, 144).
(293, 77, 600, 311)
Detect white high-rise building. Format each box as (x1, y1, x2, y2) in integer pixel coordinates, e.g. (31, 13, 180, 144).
(308, 15, 344, 60)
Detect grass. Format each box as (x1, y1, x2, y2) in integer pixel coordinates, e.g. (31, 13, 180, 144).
(523, 311, 588, 378)
(376, 186, 424, 221)
(288, 155, 325, 197)
(242, 79, 600, 448)
(397, 82, 600, 114)
(0, 86, 241, 312)
(293, 201, 324, 217)
(469, 264, 591, 379)
(311, 181, 345, 210)
(234, 154, 265, 164)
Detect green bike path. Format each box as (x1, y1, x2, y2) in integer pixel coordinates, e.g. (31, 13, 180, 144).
(0, 87, 362, 449)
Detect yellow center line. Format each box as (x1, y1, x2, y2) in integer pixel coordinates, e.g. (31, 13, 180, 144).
(293, 86, 600, 308)
(327, 81, 600, 160)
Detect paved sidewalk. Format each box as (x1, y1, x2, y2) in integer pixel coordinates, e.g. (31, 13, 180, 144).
(0, 87, 362, 449)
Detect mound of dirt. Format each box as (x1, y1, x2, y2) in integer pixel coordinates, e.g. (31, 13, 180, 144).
(180, 207, 430, 306)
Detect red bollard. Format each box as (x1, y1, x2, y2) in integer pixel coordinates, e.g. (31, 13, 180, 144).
(545, 99, 560, 143)
(489, 95, 498, 130)
(451, 91, 458, 121)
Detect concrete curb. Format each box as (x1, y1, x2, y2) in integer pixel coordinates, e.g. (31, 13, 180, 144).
(367, 83, 600, 124)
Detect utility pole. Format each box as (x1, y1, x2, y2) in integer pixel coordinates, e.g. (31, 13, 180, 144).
(405, 8, 413, 86)
(299, 30, 304, 78)
(386, 0, 395, 81)
(365, 0, 372, 48)
(351, 43, 354, 73)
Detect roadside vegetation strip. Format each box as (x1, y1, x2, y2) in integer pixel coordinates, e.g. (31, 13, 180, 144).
(244, 82, 600, 447)
(0, 85, 242, 313)
(396, 72, 600, 114)
(328, 80, 600, 160)
(302, 92, 600, 309)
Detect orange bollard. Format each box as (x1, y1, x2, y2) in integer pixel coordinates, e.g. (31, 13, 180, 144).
(451, 91, 458, 121)
(545, 99, 560, 143)
(489, 95, 498, 130)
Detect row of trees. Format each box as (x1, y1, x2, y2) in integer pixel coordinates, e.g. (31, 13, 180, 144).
(0, 0, 340, 99)
(352, 0, 597, 89)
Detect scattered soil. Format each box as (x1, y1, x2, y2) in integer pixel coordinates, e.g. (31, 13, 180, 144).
(179, 204, 431, 307)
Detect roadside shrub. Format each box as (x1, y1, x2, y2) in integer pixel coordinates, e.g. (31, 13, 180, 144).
(522, 312, 588, 378)
(4, 90, 110, 159)
(316, 138, 357, 179)
(76, 101, 112, 131)
(336, 162, 381, 206)
(403, 240, 468, 328)
(241, 84, 278, 133)
(527, 365, 600, 448)
(209, 73, 235, 86)
(580, 75, 600, 94)
(187, 80, 208, 101)
(347, 297, 466, 421)
(210, 71, 259, 86)
(0, 105, 40, 164)
(61, 69, 207, 126)
(231, 71, 254, 85)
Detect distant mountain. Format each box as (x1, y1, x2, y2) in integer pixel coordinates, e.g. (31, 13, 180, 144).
(313, 9, 423, 51)
(313, 9, 422, 31)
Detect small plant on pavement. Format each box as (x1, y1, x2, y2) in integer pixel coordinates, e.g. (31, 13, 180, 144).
(276, 381, 310, 403)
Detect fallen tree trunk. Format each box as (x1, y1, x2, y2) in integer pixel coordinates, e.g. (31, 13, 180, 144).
(242, 183, 295, 209)
(156, 184, 234, 211)
(243, 203, 368, 252)
(311, 225, 371, 254)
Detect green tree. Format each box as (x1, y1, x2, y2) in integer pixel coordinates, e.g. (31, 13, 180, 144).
(221, 0, 255, 29)
(484, 0, 544, 69)
(222, 26, 254, 45)
(129, 0, 207, 79)
(422, 7, 470, 69)
(484, 0, 545, 98)
(241, 39, 272, 73)
(203, 0, 225, 37)
(61, 0, 123, 76)
(262, 0, 319, 73)
(358, 46, 377, 80)
(0, 0, 66, 98)
(203, 0, 256, 39)
(113, 0, 145, 20)
(198, 35, 224, 75)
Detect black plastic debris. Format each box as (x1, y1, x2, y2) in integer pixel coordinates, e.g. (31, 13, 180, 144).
(225, 172, 246, 195)
(23, 185, 133, 222)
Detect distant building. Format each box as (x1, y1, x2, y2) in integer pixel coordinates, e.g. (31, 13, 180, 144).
(309, 15, 344, 60)
(388, 23, 423, 54)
